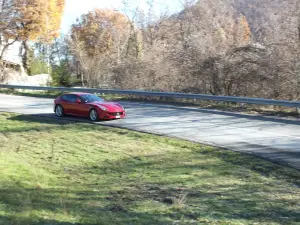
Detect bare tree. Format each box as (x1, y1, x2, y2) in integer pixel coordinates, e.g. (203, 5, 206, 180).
(63, 0, 300, 102)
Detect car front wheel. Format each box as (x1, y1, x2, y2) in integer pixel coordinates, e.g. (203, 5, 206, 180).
(55, 105, 64, 117)
(89, 109, 98, 121)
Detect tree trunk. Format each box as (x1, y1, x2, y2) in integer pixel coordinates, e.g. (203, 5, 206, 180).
(81, 72, 85, 87)
(22, 40, 30, 74)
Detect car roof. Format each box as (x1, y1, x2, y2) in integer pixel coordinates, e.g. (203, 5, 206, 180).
(63, 92, 93, 96)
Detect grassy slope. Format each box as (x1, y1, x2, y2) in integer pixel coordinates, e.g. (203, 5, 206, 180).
(0, 113, 300, 225)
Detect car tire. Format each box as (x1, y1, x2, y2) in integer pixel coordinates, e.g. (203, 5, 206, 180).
(89, 109, 99, 121)
(55, 105, 64, 117)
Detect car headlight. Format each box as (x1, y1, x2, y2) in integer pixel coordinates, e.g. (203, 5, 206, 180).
(115, 104, 125, 111)
(98, 105, 107, 111)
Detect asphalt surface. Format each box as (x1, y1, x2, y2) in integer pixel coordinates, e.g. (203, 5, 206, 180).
(1, 94, 300, 170)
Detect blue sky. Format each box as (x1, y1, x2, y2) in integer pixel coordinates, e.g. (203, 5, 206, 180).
(61, 0, 184, 33)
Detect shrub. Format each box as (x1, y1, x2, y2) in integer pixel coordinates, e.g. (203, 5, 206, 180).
(29, 58, 50, 75)
(51, 61, 72, 87)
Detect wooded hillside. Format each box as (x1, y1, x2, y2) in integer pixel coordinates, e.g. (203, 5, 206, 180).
(62, 0, 300, 100)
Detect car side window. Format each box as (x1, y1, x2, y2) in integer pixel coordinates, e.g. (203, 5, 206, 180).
(79, 96, 86, 103)
(69, 95, 77, 103)
(61, 94, 70, 102)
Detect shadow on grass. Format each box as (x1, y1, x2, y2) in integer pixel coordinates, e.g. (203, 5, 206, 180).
(7, 114, 119, 126)
(3, 114, 102, 133)
(6, 109, 300, 134)
(4, 114, 300, 171)
(0, 114, 80, 135)
(1, 149, 300, 224)
(0, 216, 79, 225)
(80, 150, 300, 223)
(5, 113, 300, 172)
(0, 185, 175, 225)
(1, 113, 300, 224)
(7, 114, 76, 124)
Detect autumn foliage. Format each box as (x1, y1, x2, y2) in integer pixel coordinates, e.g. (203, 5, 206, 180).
(240, 16, 251, 43)
(62, 0, 300, 101)
(1, 0, 65, 42)
(71, 9, 130, 57)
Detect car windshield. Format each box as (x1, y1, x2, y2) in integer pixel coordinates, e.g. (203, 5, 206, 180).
(81, 94, 104, 103)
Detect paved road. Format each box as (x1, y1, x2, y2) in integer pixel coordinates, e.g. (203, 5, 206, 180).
(1, 94, 300, 170)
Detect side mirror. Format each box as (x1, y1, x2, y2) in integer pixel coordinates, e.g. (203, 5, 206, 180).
(76, 99, 82, 103)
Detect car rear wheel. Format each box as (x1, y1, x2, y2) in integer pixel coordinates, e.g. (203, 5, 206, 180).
(55, 105, 64, 117)
(89, 109, 98, 121)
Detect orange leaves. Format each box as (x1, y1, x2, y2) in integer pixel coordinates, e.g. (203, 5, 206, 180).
(9, 0, 65, 42)
(46, 0, 66, 41)
(71, 9, 130, 57)
(240, 15, 251, 43)
(13, 0, 45, 40)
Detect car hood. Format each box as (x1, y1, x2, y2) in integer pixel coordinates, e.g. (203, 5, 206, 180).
(88, 101, 124, 112)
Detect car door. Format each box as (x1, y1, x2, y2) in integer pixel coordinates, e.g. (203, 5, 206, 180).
(76, 96, 91, 117)
(67, 94, 80, 115)
(60, 94, 73, 114)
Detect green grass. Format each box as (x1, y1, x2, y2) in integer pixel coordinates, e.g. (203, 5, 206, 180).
(0, 113, 300, 225)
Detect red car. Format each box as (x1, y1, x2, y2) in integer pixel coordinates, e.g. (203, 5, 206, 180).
(54, 93, 125, 121)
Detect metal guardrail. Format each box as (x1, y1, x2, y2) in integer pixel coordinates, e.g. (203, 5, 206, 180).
(1, 84, 300, 108)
